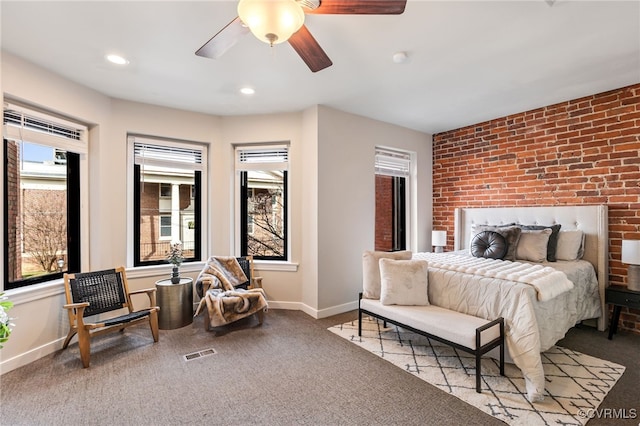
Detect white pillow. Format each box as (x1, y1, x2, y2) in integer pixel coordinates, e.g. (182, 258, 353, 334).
(362, 250, 412, 299)
(516, 228, 551, 263)
(556, 230, 585, 261)
(379, 259, 429, 306)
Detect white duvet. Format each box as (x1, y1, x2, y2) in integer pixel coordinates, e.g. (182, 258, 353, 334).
(412, 252, 601, 402)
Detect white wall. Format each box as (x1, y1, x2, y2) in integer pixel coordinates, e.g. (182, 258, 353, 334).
(219, 113, 305, 307)
(1, 52, 113, 372)
(0, 51, 433, 373)
(315, 106, 432, 314)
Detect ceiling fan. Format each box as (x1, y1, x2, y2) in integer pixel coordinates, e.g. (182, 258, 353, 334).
(195, 0, 407, 73)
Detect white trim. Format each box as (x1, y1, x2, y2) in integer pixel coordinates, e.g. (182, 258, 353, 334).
(0, 336, 66, 375)
(3, 103, 91, 287)
(2, 279, 65, 305)
(3, 126, 88, 154)
(123, 261, 204, 280)
(374, 145, 416, 252)
(126, 135, 209, 267)
(3, 102, 88, 154)
(235, 143, 289, 171)
(253, 260, 298, 272)
(375, 146, 411, 178)
(233, 143, 291, 260)
(3, 102, 88, 134)
(296, 300, 359, 319)
(132, 135, 205, 171)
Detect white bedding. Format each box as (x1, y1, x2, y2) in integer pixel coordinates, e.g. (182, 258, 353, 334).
(412, 251, 601, 402)
(420, 253, 574, 301)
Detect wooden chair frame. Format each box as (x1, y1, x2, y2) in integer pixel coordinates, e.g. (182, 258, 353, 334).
(235, 255, 263, 290)
(62, 266, 159, 367)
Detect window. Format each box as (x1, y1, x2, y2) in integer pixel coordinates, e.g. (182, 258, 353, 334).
(159, 215, 172, 238)
(131, 136, 206, 266)
(3, 103, 87, 289)
(236, 145, 288, 261)
(159, 183, 171, 198)
(374, 147, 412, 252)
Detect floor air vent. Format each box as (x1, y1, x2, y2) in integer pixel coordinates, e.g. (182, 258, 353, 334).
(183, 348, 216, 362)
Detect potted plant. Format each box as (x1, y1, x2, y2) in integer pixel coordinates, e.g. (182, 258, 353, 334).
(166, 240, 184, 284)
(0, 292, 14, 348)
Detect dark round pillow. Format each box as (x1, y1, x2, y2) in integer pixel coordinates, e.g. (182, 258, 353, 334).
(471, 231, 507, 259)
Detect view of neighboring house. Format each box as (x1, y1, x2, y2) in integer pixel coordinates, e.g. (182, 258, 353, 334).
(6, 140, 67, 282)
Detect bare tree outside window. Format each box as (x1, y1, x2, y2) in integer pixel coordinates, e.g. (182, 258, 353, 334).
(247, 187, 284, 257)
(237, 146, 288, 261)
(22, 189, 67, 273)
(6, 141, 68, 282)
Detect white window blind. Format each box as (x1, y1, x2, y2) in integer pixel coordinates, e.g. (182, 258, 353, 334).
(375, 147, 411, 178)
(132, 136, 205, 171)
(3, 102, 88, 154)
(236, 144, 289, 171)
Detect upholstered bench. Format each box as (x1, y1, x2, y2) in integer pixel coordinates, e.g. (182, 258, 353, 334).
(359, 294, 505, 393)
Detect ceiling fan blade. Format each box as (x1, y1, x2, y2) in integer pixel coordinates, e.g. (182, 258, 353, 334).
(307, 0, 406, 15)
(288, 25, 333, 73)
(195, 17, 249, 59)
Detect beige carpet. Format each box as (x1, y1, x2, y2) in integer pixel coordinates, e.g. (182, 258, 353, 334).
(329, 317, 626, 426)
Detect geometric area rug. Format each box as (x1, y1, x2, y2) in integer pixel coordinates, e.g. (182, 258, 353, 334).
(329, 317, 625, 426)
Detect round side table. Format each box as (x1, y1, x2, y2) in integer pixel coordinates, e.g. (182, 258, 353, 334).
(155, 277, 193, 330)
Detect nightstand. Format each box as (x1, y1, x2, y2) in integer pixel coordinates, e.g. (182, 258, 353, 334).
(605, 286, 640, 340)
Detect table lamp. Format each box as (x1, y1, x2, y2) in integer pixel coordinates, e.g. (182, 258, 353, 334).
(432, 230, 447, 253)
(621, 240, 640, 291)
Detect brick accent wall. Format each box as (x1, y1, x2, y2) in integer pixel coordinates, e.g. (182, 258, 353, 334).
(6, 140, 21, 281)
(433, 83, 640, 335)
(375, 174, 394, 251)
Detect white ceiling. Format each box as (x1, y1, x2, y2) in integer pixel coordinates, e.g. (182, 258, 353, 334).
(1, 1, 639, 134)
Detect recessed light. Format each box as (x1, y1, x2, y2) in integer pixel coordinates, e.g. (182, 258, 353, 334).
(392, 51, 408, 64)
(106, 54, 129, 65)
(240, 87, 255, 95)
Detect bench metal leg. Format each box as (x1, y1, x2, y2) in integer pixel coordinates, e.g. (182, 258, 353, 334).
(476, 353, 482, 393)
(499, 321, 505, 376)
(358, 308, 362, 336)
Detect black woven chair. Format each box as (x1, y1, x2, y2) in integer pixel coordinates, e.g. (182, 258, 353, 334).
(235, 255, 263, 290)
(62, 266, 159, 367)
(195, 255, 263, 297)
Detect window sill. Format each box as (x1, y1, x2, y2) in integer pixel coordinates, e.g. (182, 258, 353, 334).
(4, 279, 65, 306)
(3, 260, 298, 306)
(125, 262, 205, 279)
(253, 260, 298, 272)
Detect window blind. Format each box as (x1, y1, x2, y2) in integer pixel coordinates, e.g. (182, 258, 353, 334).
(236, 144, 289, 171)
(132, 136, 204, 171)
(375, 147, 411, 178)
(3, 102, 88, 154)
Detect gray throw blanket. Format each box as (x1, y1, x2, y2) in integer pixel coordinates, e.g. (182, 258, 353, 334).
(194, 256, 268, 327)
(195, 256, 248, 297)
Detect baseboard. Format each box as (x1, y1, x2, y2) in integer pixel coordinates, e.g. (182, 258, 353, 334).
(0, 337, 65, 375)
(266, 300, 303, 311)
(297, 300, 358, 319)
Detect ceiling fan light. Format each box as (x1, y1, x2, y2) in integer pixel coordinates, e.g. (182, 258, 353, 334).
(238, 0, 305, 46)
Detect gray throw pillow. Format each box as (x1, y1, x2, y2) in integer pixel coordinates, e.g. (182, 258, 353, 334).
(516, 228, 552, 263)
(471, 231, 507, 259)
(518, 224, 561, 262)
(473, 225, 522, 261)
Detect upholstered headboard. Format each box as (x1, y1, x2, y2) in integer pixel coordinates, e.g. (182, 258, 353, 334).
(454, 205, 608, 331)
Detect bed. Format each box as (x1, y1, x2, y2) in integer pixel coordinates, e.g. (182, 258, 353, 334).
(413, 205, 608, 402)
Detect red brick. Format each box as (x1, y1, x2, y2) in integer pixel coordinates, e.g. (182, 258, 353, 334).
(433, 83, 640, 334)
